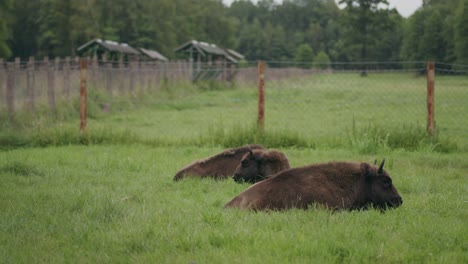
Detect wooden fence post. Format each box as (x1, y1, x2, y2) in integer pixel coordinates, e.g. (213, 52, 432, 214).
(147, 62, 153, 93)
(129, 60, 135, 93)
(119, 57, 125, 94)
(14, 58, 20, 113)
(138, 61, 144, 94)
(155, 62, 161, 90)
(257, 61, 265, 132)
(27, 57, 35, 114)
(104, 57, 112, 95)
(80, 58, 87, 132)
(91, 55, 98, 90)
(45, 56, 57, 114)
(6, 62, 15, 119)
(63, 56, 71, 99)
(0, 59, 4, 110)
(427, 61, 435, 137)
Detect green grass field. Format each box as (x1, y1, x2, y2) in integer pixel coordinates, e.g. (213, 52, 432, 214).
(0, 146, 466, 263)
(1, 72, 467, 263)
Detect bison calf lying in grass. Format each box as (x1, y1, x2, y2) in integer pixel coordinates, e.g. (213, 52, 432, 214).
(173, 144, 265, 181)
(233, 149, 291, 184)
(225, 159, 402, 211)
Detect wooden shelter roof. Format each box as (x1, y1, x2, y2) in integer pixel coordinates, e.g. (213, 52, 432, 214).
(139, 48, 168, 61)
(77, 39, 168, 61)
(174, 40, 243, 63)
(77, 39, 140, 55)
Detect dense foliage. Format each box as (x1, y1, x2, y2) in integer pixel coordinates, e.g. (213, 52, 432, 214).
(0, 0, 466, 64)
(0, 0, 13, 58)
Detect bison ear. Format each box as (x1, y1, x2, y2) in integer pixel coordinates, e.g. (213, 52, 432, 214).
(360, 163, 371, 178)
(378, 158, 385, 174)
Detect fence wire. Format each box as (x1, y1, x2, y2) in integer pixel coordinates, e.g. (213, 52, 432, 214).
(0, 59, 466, 148)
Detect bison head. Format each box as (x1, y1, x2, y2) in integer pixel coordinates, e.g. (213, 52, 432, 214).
(361, 159, 403, 210)
(233, 149, 266, 183)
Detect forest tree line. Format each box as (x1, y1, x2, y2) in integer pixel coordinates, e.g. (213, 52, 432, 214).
(0, 0, 467, 66)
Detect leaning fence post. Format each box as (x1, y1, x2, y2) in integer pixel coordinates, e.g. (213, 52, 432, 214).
(80, 58, 88, 132)
(257, 61, 265, 132)
(427, 61, 435, 137)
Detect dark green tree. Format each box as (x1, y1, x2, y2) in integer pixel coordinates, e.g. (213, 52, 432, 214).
(0, 0, 13, 58)
(400, 10, 426, 62)
(9, 0, 40, 59)
(305, 22, 326, 54)
(197, 1, 238, 48)
(420, 9, 445, 61)
(314, 50, 331, 69)
(139, 1, 177, 57)
(70, 0, 101, 45)
(401, 1, 463, 66)
(424, 0, 460, 9)
(228, 0, 258, 23)
(262, 22, 290, 61)
(37, 0, 77, 57)
(442, 15, 457, 64)
(370, 9, 403, 62)
(455, 0, 468, 65)
(237, 18, 264, 61)
(339, 0, 390, 74)
(295, 43, 314, 68)
(323, 19, 342, 62)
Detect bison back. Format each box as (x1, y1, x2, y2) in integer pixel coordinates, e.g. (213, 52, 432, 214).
(225, 162, 366, 210)
(173, 144, 265, 181)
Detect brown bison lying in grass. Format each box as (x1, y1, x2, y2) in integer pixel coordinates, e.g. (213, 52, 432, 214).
(225, 159, 402, 211)
(173, 144, 265, 181)
(233, 148, 291, 184)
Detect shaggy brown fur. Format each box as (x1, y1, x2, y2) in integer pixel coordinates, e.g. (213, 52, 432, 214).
(173, 144, 265, 181)
(233, 149, 291, 184)
(225, 160, 402, 211)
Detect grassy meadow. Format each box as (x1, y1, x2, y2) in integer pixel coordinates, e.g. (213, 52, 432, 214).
(1, 146, 466, 263)
(0, 72, 467, 263)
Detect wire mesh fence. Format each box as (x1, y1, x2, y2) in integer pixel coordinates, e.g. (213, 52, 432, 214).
(0, 58, 467, 149)
(264, 62, 429, 134)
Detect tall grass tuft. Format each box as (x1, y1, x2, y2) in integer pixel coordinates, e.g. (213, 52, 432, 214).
(348, 121, 457, 154)
(0, 161, 44, 177)
(195, 80, 231, 91)
(0, 130, 29, 149)
(200, 123, 314, 149)
(0, 125, 140, 149)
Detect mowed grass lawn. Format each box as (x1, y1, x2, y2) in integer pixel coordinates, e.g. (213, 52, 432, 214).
(0, 72, 467, 263)
(1, 145, 467, 263)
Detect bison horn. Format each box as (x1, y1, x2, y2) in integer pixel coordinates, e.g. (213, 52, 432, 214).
(248, 149, 254, 157)
(246, 145, 253, 155)
(378, 158, 385, 174)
